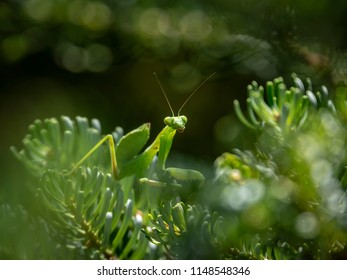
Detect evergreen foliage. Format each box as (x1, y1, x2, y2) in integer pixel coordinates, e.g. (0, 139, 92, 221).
(4, 75, 347, 259)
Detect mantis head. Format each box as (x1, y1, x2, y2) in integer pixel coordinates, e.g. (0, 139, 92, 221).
(164, 115, 187, 133)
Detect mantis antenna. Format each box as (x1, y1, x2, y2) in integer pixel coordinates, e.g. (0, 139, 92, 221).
(178, 72, 216, 116)
(153, 72, 216, 116)
(153, 72, 175, 117)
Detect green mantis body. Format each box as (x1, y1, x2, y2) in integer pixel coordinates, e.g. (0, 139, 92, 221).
(68, 72, 215, 191)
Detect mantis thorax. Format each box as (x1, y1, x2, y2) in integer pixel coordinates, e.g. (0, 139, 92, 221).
(164, 115, 187, 133)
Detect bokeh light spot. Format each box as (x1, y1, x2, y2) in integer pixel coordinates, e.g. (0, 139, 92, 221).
(180, 10, 212, 41)
(68, 1, 112, 31)
(81, 2, 112, 31)
(60, 44, 87, 73)
(1, 35, 28, 62)
(138, 8, 164, 37)
(242, 204, 272, 230)
(85, 44, 113, 72)
(170, 63, 200, 93)
(295, 212, 320, 239)
(222, 180, 265, 211)
(23, 0, 53, 21)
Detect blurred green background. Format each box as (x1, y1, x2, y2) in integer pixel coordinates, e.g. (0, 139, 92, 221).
(1, 0, 347, 207)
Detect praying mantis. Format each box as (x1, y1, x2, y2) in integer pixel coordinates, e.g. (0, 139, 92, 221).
(67, 72, 215, 191)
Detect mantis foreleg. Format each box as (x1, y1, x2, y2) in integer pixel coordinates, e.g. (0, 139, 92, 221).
(139, 127, 205, 188)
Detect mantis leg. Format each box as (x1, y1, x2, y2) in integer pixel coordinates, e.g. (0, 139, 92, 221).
(66, 123, 151, 180)
(139, 168, 205, 188)
(157, 131, 205, 186)
(139, 130, 205, 188)
(66, 134, 118, 178)
(164, 167, 205, 186)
